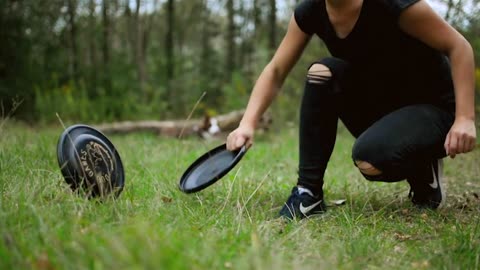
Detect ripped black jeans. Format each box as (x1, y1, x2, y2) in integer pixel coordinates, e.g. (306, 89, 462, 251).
(297, 57, 455, 195)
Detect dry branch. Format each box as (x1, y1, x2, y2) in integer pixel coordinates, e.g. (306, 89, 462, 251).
(95, 110, 272, 138)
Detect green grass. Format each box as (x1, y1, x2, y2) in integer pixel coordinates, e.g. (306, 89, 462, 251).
(1, 121, 479, 270)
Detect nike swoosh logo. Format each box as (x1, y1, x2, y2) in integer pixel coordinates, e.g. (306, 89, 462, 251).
(300, 201, 323, 215)
(430, 165, 439, 189)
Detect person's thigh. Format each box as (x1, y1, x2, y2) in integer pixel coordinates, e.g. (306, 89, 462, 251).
(351, 104, 454, 181)
(333, 66, 387, 137)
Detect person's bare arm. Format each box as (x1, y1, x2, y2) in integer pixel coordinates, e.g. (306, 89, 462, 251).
(398, 0, 476, 157)
(226, 15, 311, 150)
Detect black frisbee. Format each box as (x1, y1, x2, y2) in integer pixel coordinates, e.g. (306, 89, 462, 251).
(179, 144, 247, 193)
(57, 124, 125, 198)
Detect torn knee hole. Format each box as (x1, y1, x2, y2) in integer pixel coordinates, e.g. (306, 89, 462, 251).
(355, 160, 383, 176)
(307, 64, 332, 85)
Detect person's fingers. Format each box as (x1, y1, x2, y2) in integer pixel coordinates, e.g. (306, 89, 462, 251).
(460, 133, 475, 153)
(448, 133, 459, 157)
(226, 133, 236, 151)
(458, 133, 467, 153)
(466, 134, 474, 153)
(245, 137, 254, 149)
(465, 137, 476, 153)
(444, 132, 451, 156)
(235, 135, 247, 149)
(448, 132, 458, 158)
(448, 133, 457, 158)
(467, 137, 476, 153)
(466, 136, 474, 153)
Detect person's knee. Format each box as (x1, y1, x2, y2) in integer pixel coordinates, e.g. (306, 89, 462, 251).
(352, 140, 383, 176)
(354, 160, 383, 176)
(307, 64, 332, 85)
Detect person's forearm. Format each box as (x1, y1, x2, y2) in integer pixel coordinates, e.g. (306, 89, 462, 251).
(240, 62, 284, 128)
(449, 38, 476, 121)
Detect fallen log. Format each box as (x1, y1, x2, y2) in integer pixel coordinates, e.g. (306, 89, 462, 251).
(95, 110, 272, 138)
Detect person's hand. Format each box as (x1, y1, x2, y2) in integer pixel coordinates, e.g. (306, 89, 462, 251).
(444, 117, 477, 158)
(226, 124, 255, 151)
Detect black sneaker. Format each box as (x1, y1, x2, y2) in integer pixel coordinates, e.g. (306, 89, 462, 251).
(279, 186, 326, 219)
(407, 159, 444, 209)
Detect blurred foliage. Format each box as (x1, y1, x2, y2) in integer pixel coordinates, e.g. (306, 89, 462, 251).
(0, 0, 479, 124)
(476, 68, 480, 88)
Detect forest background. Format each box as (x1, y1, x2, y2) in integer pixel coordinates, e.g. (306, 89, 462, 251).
(1, 0, 479, 124)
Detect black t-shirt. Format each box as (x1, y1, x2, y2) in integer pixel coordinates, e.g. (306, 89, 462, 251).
(295, 0, 455, 112)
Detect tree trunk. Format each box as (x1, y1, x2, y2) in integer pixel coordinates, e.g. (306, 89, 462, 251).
(226, 0, 235, 81)
(124, 0, 134, 62)
(444, 0, 454, 21)
(164, 0, 175, 108)
(452, 0, 464, 24)
(268, 0, 277, 57)
(166, 0, 174, 84)
(238, 0, 253, 77)
(67, 0, 78, 84)
(88, 0, 97, 93)
(253, 0, 261, 40)
(134, 0, 147, 89)
(200, 0, 210, 76)
(102, 0, 112, 92)
(96, 110, 272, 137)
